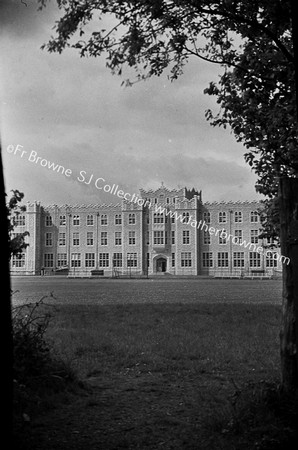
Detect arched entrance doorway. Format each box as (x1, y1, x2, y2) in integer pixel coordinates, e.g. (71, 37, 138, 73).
(156, 257, 167, 273)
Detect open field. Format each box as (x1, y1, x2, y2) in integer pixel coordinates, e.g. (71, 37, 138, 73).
(11, 277, 283, 305)
(14, 278, 296, 450)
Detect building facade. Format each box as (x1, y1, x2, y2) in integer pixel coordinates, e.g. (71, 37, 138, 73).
(10, 185, 283, 277)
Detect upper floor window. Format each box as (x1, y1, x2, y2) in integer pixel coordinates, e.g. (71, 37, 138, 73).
(250, 211, 259, 223)
(234, 211, 243, 223)
(203, 212, 210, 224)
(182, 212, 190, 224)
(59, 215, 66, 226)
(45, 232, 53, 247)
(73, 215, 80, 226)
(15, 215, 26, 226)
(101, 214, 108, 226)
(182, 230, 190, 244)
(153, 213, 164, 224)
(45, 215, 52, 227)
(218, 212, 227, 223)
(128, 213, 136, 225)
(86, 214, 94, 226)
(251, 230, 259, 244)
(115, 214, 122, 225)
(234, 229, 243, 244)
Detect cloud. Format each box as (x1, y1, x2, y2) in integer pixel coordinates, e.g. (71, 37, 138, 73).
(1, 0, 262, 207)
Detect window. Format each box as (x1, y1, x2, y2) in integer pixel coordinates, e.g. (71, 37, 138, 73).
(182, 212, 190, 224)
(203, 212, 210, 224)
(45, 232, 53, 247)
(127, 253, 137, 267)
(147, 231, 150, 245)
(99, 253, 109, 267)
(219, 212, 227, 223)
(147, 253, 150, 268)
(154, 198, 157, 204)
(44, 253, 54, 268)
(234, 230, 243, 244)
(71, 253, 81, 267)
(59, 215, 66, 226)
(86, 214, 94, 226)
(128, 231, 136, 245)
(115, 214, 122, 225)
(58, 232, 66, 246)
(250, 211, 259, 223)
(166, 197, 170, 204)
(182, 230, 190, 244)
(233, 252, 244, 268)
(87, 231, 94, 246)
(11, 253, 25, 267)
(113, 253, 122, 267)
(251, 230, 259, 244)
(101, 231, 108, 245)
(249, 252, 261, 268)
(181, 252, 192, 267)
(266, 252, 278, 267)
(15, 215, 25, 226)
(115, 231, 122, 245)
(171, 231, 175, 244)
(129, 213, 136, 225)
(218, 252, 229, 268)
(234, 211, 243, 223)
(203, 230, 210, 245)
(219, 229, 227, 245)
(73, 215, 80, 226)
(171, 253, 175, 267)
(153, 213, 164, 224)
(73, 232, 80, 246)
(45, 215, 52, 227)
(203, 252, 213, 268)
(101, 214, 108, 225)
(171, 216, 175, 224)
(85, 253, 95, 268)
(57, 253, 67, 267)
(153, 231, 164, 245)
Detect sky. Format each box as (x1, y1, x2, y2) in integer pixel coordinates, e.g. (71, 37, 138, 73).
(0, 0, 263, 206)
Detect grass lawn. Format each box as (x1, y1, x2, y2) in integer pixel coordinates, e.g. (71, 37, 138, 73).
(14, 277, 296, 450)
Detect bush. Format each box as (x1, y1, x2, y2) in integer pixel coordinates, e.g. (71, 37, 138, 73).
(13, 296, 53, 384)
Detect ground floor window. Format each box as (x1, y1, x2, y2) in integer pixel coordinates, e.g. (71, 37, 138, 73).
(217, 252, 229, 268)
(171, 253, 175, 267)
(202, 252, 213, 268)
(71, 253, 81, 267)
(11, 253, 26, 267)
(233, 252, 244, 268)
(266, 252, 278, 267)
(113, 253, 122, 267)
(44, 253, 54, 268)
(181, 252, 192, 267)
(249, 252, 261, 268)
(57, 253, 67, 267)
(127, 253, 137, 267)
(99, 252, 109, 267)
(85, 253, 95, 268)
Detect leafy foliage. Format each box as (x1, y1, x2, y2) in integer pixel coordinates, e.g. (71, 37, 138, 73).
(6, 189, 29, 258)
(39, 0, 297, 199)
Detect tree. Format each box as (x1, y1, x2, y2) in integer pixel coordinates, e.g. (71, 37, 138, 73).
(6, 190, 29, 258)
(0, 144, 13, 443)
(38, 0, 298, 389)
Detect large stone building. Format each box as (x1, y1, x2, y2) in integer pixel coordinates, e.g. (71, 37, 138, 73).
(10, 185, 283, 277)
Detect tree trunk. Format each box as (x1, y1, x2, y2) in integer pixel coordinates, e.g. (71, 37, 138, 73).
(0, 144, 12, 439)
(279, 177, 298, 391)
